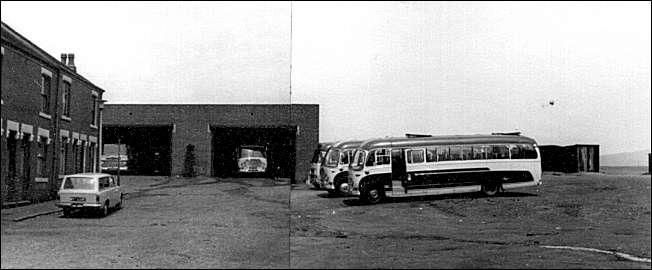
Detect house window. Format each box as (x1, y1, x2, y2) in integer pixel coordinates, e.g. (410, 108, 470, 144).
(62, 81, 71, 118)
(41, 73, 52, 114)
(91, 92, 99, 127)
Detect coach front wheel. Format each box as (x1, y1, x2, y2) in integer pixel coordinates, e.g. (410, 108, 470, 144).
(360, 182, 383, 204)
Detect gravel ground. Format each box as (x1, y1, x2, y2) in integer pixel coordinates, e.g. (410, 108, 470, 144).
(290, 172, 651, 269)
(1, 176, 290, 269)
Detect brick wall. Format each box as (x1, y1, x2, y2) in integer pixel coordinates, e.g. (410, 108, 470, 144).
(103, 104, 319, 183)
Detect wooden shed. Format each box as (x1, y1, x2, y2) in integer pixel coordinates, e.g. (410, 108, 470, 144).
(539, 144, 600, 173)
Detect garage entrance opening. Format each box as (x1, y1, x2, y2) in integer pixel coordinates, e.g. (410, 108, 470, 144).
(211, 126, 296, 180)
(102, 125, 173, 176)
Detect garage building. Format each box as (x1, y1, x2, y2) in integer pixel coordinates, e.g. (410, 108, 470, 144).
(101, 104, 318, 183)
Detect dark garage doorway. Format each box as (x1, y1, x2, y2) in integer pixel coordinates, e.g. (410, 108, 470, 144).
(102, 125, 173, 176)
(211, 126, 296, 181)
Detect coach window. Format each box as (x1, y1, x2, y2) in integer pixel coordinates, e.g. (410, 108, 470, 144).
(489, 145, 510, 159)
(473, 145, 488, 160)
(365, 150, 376, 166)
(368, 148, 391, 166)
(325, 149, 340, 167)
(449, 146, 463, 160)
(437, 146, 450, 161)
(406, 149, 425, 164)
(425, 147, 437, 162)
(461, 145, 473, 160)
(521, 144, 538, 159)
(510, 144, 523, 159)
(340, 151, 349, 165)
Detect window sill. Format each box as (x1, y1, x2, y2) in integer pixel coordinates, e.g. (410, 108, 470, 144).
(39, 112, 52, 119)
(61, 115, 71, 122)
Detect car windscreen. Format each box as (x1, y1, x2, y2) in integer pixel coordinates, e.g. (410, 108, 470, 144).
(240, 148, 266, 158)
(63, 177, 96, 190)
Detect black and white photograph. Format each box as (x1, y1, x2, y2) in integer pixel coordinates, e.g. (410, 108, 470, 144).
(1, 1, 650, 269)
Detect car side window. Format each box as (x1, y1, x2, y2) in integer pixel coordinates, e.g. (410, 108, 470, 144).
(99, 177, 109, 190)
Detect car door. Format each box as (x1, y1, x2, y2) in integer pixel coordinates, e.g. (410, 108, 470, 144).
(98, 177, 108, 205)
(108, 176, 118, 208)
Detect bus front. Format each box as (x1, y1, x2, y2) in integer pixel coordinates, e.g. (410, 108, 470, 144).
(319, 147, 341, 190)
(347, 149, 367, 196)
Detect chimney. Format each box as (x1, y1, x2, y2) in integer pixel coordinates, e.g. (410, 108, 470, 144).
(60, 53, 68, 65)
(67, 53, 76, 72)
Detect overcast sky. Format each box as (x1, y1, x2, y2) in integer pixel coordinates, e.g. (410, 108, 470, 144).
(2, 1, 650, 155)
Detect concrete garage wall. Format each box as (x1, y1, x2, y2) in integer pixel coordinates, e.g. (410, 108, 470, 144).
(102, 104, 319, 183)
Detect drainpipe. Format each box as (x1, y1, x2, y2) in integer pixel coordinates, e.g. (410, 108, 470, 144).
(50, 67, 61, 199)
(98, 100, 107, 173)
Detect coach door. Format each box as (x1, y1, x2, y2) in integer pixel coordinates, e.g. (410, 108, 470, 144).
(391, 149, 406, 193)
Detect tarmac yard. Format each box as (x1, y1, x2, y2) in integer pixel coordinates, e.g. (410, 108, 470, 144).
(290, 170, 651, 269)
(1, 170, 650, 268)
(1, 176, 291, 269)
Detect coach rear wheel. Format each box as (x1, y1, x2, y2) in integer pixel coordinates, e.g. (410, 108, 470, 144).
(482, 183, 501, 197)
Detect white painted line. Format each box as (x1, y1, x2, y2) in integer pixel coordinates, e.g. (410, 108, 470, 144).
(540, 245, 651, 263)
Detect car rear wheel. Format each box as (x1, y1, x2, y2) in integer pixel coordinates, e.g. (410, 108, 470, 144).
(62, 208, 72, 217)
(99, 201, 109, 217)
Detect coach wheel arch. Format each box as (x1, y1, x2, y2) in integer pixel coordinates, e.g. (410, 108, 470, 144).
(359, 178, 384, 204)
(334, 172, 349, 196)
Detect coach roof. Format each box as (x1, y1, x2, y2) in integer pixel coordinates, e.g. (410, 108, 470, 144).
(358, 134, 538, 149)
(330, 140, 364, 150)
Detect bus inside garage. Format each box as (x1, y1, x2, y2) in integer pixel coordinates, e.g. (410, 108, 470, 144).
(211, 126, 296, 179)
(102, 125, 173, 176)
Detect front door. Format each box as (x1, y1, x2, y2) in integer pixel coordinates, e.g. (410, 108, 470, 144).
(20, 136, 31, 201)
(391, 149, 406, 192)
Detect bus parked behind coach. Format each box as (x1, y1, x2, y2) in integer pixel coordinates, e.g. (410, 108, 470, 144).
(347, 133, 542, 204)
(320, 140, 363, 196)
(308, 142, 334, 189)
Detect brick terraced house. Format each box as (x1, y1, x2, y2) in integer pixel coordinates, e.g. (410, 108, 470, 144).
(1, 22, 106, 205)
